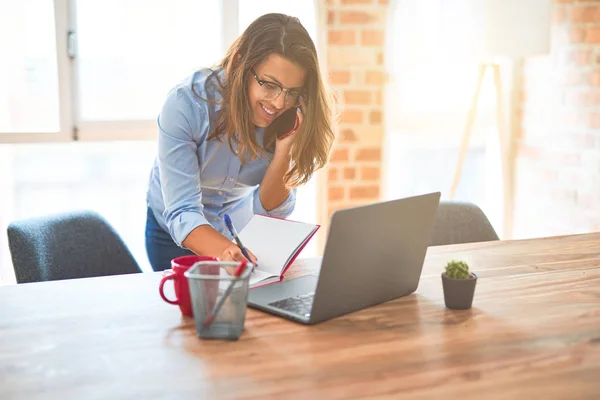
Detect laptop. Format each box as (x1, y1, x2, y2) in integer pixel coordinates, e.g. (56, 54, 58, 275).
(247, 191, 441, 325)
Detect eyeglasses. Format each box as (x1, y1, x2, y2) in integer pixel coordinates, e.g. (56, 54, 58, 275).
(250, 68, 306, 107)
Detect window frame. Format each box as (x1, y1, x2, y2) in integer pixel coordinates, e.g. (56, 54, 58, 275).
(2, 0, 322, 144)
(0, 0, 74, 143)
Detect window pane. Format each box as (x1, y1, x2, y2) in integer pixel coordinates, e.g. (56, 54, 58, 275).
(76, 0, 222, 121)
(238, 1, 317, 41)
(0, 1, 60, 133)
(388, 0, 493, 113)
(0, 141, 157, 284)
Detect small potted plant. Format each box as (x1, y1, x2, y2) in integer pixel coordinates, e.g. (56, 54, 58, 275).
(442, 260, 477, 309)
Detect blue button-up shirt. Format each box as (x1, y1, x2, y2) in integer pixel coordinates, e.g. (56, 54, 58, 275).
(146, 68, 296, 248)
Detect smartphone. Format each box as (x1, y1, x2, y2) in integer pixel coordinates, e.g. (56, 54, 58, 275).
(272, 107, 299, 139)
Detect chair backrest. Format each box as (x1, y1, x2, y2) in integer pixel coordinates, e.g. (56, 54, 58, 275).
(7, 210, 141, 283)
(429, 201, 499, 246)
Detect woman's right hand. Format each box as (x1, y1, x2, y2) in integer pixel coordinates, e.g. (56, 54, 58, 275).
(219, 243, 258, 264)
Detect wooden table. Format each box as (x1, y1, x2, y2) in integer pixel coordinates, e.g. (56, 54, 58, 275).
(1, 233, 599, 399)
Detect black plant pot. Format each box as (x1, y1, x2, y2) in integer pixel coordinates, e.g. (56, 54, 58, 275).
(441, 272, 477, 309)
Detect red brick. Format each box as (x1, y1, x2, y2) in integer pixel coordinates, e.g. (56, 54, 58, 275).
(566, 91, 600, 107)
(349, 185, 380, 200)
(554, 6, 567, 23)
(328, 30, 356, 45)
(343, 167, 356, 180)
(365, 70, 386, 85)
(328, 11, 335, 25)
(374, 91, 382, 105)
(588, 113, 600, 129)
(340, 11, 377, 24)
(340, 129, 357, 142)
(565, 49, 592, 66)
(328, 186, 345, 202)
(361, 30, 384, 46)
(520, 146, 581, 165)
(560, 151, 581, 166)
(361, 166, 380, 181)
(557, 110, 589, 129)
(589, 70, 600, 87)
(329, 70, 351, 85)
(328, 48, 380, 67)
(570, 5, 600, 23)
(570, 27, 586, 43)
(344, 90, 372, 105)
(556, 133, 596, 149)
(330, 148, 349, 162)
(355, 148, 381, 161)
(370, 110, 382, 124)
(328, 167, 339, 181)
(340, 109, 364, 124)
(587, 27, 600, 44)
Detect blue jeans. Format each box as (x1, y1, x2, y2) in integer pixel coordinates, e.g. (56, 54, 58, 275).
(145, 207, 194, 272)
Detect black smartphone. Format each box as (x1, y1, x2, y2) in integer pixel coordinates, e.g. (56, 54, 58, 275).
(272, 107, 299, 139)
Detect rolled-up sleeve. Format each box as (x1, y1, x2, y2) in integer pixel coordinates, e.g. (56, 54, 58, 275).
(252, 186, 297, 218)
(157, 85, 210, 247)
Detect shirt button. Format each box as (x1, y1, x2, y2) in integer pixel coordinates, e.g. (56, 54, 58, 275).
(228, 177, 234, 182)
(218, 191, 223, 195)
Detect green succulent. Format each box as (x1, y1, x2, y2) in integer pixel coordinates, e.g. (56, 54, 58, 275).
(445, 260, 471, 279)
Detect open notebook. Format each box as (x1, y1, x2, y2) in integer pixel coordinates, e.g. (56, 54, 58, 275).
(236, 214, 319, 288)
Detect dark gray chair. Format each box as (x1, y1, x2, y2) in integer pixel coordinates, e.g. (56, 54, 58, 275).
(430, 201, 499, 246)
(7, 210, 141, 283)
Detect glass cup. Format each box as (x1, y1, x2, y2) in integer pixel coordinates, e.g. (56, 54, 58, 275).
(184, 260, 253, 340)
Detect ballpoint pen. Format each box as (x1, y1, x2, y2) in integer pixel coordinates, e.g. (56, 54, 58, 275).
(223, 214, 254, 267)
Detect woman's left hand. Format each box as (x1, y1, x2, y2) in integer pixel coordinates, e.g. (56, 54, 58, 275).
(274, 106, 303, 157)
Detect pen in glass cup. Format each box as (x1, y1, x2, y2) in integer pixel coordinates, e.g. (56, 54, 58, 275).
(202, 260, 249, 328)
(223, 214, 255, 271)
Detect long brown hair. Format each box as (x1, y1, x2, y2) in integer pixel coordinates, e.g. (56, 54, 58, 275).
(200, 13, 335, 187)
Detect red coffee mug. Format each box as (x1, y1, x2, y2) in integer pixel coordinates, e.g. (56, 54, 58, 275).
(159, 255, 217, 317)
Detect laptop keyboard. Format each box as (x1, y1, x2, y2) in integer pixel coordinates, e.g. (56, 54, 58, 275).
(268, 292, 315, 318)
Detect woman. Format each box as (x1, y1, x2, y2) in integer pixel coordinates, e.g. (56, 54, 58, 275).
(145, 13, 335, 272)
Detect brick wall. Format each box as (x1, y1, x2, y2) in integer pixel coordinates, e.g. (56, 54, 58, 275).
(515, 0, 600, 238)
(319, 0, 600, 242)
(321, 0, 388, 231)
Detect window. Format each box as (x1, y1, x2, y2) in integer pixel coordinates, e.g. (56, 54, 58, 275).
(384, 0, 501, 232)
(75, 0, 221, 123)
(0, 0, 61, 134)
(0, 1, 321, 284)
